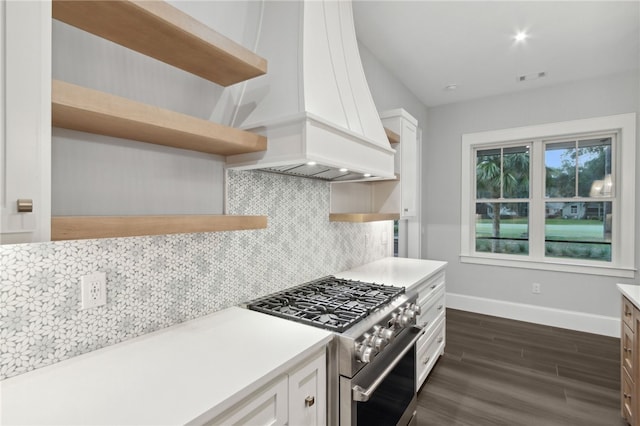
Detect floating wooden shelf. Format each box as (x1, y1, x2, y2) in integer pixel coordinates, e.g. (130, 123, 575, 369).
(385, 128, 400, 145)
(329, 213, 400, 223)
(52, 80, 267, 156)
(51, 215, 268, 240)
(52, 0, 267, 86)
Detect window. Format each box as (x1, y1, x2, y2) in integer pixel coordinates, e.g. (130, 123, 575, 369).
(461, 114, 636, 278)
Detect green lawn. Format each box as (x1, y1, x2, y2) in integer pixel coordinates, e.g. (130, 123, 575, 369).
(476, 219, 608, 242)
(475, 218, 611, 260)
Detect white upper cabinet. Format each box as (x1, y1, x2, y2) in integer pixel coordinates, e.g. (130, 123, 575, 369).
(381, 109, 419, 218)
(0, 1, 52, 244)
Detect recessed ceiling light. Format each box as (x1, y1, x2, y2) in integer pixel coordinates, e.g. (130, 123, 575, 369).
(339, 168, 348, 172)
(514, 31, 528, 42)
(444, 84, 458, 91)
(363, 173, 372, 177)
(306, 161, 317, 166)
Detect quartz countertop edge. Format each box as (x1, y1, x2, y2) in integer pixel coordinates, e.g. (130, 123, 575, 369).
(618, 283, 640, 310)
(335, 257, 447, 292)
(0, 306, 333, 425)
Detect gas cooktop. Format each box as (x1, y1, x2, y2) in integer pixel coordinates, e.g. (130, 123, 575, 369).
(245, 276, 405, 332)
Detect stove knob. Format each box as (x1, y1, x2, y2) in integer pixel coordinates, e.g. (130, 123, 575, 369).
(374, 325, 395, 341)
(399, 313, 411, 326)
(410, 303, 421, 316)
(361, 332, 373, 346)
(390, 312, 399, 328)
(391, 310, 410, 327)
(375, 335, 389, 351)
(380, 326, 395, 340)
(404, 308, 416, 321)
(359, 345, 377, 363)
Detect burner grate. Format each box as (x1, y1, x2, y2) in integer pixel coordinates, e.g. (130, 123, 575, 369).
(246, 276, 405, 332)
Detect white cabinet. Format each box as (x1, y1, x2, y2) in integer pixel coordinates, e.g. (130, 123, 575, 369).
(380, 109, 418, 219)
(0, 1, 51, 244)
(205, 350, 326, 426)
(289, 351, 327, 426)
(412, 270, 446, 391)
(329, 108, 420, 223)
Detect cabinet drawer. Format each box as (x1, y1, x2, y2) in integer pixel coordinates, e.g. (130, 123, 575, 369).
(623, 369, 635, 425)
(205, 376, 288, 426)
(416, 317, 445, 391)
(623, 297, 635, 329)
(623, 323, 635, 377)
(418, 288, 445, 335)
(415, 271, 445, 306)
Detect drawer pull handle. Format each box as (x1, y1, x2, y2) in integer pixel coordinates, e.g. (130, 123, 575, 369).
(437, 304, 443, 310)
(423, 356, 430, 365)
(624, 393, 631, 399)
(305, 396, 315, 407)
(431, 284, 437, 289)
(625, 309, 633, 317)
(624, 346, 632, 353)
(437, 336, 444, 343)
(17, 199, 33, 213)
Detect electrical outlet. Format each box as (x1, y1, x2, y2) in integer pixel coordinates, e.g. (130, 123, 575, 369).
(81, 272, 107, 309)
(532, 282, 541, 294)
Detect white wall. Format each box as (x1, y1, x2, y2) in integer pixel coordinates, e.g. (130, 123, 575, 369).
(423, 70, 640, 328)
(358, 42, 428, 132)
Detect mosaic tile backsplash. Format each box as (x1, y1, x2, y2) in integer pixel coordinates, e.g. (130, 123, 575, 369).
(0, 170, 392, 380)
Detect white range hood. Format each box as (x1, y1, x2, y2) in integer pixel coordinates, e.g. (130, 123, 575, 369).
(225, 0, 395, 181)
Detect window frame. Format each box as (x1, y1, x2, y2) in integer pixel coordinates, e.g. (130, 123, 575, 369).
(460, 113, 636, 278)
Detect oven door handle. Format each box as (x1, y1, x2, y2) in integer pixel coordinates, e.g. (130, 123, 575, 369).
(352, 326, 426, 402)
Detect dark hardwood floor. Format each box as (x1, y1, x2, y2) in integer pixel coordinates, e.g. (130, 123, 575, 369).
(416, 309, 625, 426)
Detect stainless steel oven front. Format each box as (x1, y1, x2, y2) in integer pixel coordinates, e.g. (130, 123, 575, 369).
(339, 326, 425, 426)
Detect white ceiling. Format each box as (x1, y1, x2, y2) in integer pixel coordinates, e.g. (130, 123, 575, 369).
(353, 1, 640, 107)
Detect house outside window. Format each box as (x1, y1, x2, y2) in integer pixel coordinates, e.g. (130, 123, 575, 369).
(460, 114, 636, 278)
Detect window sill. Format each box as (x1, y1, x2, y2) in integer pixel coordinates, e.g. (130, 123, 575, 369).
(459, 254, 635, 278)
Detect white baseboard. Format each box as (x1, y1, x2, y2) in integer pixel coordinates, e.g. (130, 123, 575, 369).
(446, 292, 620, 337)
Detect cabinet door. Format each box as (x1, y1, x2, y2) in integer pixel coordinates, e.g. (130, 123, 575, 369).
(399, 120, 417, 218)
(0, 1, 51, 243)
(288, 351, 327, 426)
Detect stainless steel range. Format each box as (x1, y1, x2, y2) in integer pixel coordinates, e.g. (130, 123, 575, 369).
(246, 276, 425, 426)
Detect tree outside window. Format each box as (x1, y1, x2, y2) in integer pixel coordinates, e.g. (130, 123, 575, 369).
(475, 145, 530, 255)
(461, 113, 636, 278)
(544, 138, 612, 261)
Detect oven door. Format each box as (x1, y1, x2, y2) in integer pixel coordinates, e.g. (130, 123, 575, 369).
(339, 326, 425, 426)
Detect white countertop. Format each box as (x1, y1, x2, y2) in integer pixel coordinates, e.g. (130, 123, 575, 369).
(0, 257, 445, 425)
(618, 283, 640, 310)
(0, 307, 333, 425)
(336, 257, 447, 292)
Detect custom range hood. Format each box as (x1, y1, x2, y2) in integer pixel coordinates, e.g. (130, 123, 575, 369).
(225, 0, 395, 181)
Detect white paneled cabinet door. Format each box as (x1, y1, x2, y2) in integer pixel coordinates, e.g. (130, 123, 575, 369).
(380, 109, 418, 219)
(288, 351, 327, 426)
(400, 120, 417, 218)
(0, 0, 51, 244)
